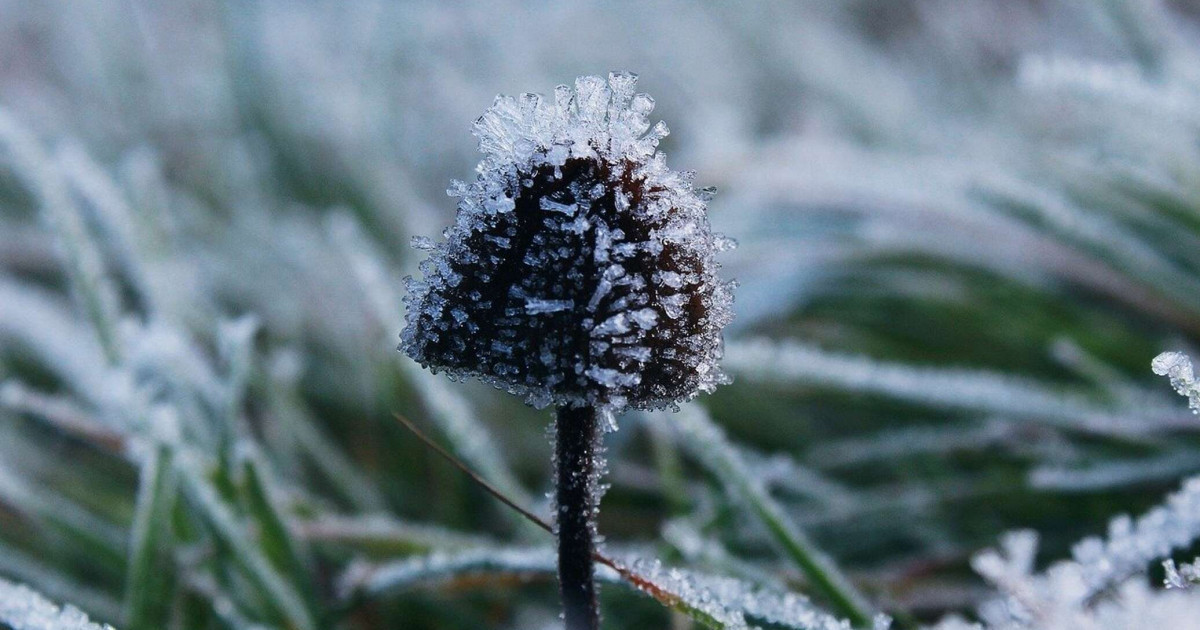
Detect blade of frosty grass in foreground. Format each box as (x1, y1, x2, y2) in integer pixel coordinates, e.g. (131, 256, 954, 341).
(122, 444, 175, 630)
(728, 338, 1191, 435)
(176, 455, 317, 630)
(0, 577, 117, 630)
(653, 404, 875, 626)
(0, 109, 124, 364)
(343, 546, 884, 630)
(295, 512, 496, 554)
(386, 409, 884, 630)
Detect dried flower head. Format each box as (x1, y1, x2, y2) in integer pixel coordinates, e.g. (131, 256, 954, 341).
(401, 72, 735, 411)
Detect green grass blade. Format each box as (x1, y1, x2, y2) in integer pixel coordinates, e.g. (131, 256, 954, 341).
(0, 109, 123, 364)
(178, 456, 316, 630)
(240, 454, 319, 612)
(123, 444, 176, 630)
(662, 405, 876, 627)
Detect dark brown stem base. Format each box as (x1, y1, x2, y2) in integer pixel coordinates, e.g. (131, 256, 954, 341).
(555, 404, 601, 630)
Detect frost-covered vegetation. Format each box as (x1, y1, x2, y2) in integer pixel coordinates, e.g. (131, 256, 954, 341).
(401, 72, 734, 412)
(4, 1, 1200, 629)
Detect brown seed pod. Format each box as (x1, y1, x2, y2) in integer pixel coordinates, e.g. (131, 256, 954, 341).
(400, 72, 735, 411)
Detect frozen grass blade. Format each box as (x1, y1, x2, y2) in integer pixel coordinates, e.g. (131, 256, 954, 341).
(263, 360, 387, 511)
(56, 142, 155, 317)
(340, 545, 563, 600)
(975, 177, 1200, 318)
(217, 315, 258, 425)
(177, 457, 317, 630)
(655, 404, 875, 627)
(0, 110, 123, 363)
(1029, 451, 1200, 492)
(0, 460, 127, 562)
(179, 573, 271, 630)
(123, 444, 175, 630)
(0, 278, 110, 400)
(0, 380, 127, 453)
(239, 452, 318, 611)
(617, 557, 892, 630)
(727, 338, 1191, 436)
(747, 450, 859, 508)
(809, 420, 1019, 469)
(296, 513, 494, 555)
(342, 548, 740, 627)
(388, 411, 868, 629)
(344, 547, 882, 630)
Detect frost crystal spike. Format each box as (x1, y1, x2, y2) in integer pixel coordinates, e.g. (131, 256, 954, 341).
(400, 72, 735, 411)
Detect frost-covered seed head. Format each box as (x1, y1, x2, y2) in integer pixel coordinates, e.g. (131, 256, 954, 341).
(400, 72, 735, 411)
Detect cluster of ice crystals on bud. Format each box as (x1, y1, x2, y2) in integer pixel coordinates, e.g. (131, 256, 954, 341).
(1152, 351, 1200, 414)
(401, 72, 735, 410)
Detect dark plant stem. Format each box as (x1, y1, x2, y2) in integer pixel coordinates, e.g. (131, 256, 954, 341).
(555, 404, 601, 630)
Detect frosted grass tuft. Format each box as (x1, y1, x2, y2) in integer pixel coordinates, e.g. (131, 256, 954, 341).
(941, 474, 1200, 628)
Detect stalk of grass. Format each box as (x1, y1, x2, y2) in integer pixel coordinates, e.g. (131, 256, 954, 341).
(177, 458, 317, 630)
(123, 444, 176, 630)
(240, 453, 318, 611)
(663, 405, 875, 627)
(0, 110, 124, 364)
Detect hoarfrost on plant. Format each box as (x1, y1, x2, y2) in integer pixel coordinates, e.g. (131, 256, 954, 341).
(400, 72, 735, 411)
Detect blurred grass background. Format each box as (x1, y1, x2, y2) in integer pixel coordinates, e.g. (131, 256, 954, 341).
(3, 1, 1200, 628)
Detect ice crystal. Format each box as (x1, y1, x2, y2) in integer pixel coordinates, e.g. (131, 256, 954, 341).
(1068, 474, 1200, 598)
(0, 577, 115, 630)
(1153, 351, 1200, 415)
(400, 72, 735, 410)
(1162, 558, 1200, 590)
